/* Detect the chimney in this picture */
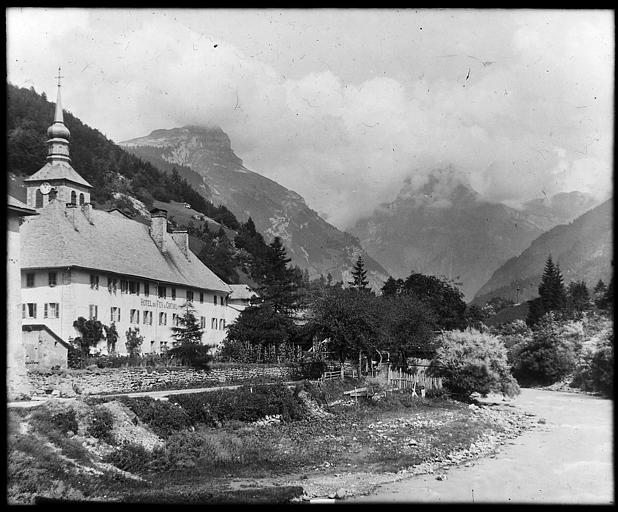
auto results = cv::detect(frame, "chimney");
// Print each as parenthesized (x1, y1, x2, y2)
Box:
(171, 230, 190, 259)
(150, 208, 168, 252)
(81, 203, 94, 224)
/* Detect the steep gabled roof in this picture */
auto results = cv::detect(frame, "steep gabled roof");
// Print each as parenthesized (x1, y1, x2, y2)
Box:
(20, 199, 231, 293)
(8, 195, 38, 216)
(24, 161, 92, 188)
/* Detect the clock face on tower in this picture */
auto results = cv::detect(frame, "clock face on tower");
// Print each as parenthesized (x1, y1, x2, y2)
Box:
(39, 182, 52, 195)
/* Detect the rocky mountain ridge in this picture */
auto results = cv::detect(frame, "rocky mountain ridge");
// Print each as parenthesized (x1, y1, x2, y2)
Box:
(350, 172, 600, 300)
(473, 198, 613, 305)
(121, 126, 389, 289)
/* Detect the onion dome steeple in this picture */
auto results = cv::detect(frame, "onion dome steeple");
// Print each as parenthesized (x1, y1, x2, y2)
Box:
(46, 67, 71, 162)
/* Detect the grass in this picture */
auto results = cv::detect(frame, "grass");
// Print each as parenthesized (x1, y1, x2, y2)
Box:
(7, 379, 520, 503)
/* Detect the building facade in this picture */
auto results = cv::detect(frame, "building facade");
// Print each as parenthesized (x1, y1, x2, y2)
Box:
(18, 80, 233, 357)
(7, 196, 38, 397)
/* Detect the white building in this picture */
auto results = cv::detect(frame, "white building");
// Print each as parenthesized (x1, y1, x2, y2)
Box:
(18, 80, 233, 358)
(227, 284, 258, 325)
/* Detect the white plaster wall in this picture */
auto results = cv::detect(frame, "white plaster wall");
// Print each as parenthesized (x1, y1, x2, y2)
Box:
(21, 268, 231, 354)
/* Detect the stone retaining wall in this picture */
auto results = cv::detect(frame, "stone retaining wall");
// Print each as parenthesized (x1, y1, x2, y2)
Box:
(26, 364, 300, 399)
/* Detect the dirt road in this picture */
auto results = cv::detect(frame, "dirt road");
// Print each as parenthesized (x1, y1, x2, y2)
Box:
(350, 388, 613, 504)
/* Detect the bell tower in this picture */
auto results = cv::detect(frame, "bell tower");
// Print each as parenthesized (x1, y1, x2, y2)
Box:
(24, 68, 93, 209)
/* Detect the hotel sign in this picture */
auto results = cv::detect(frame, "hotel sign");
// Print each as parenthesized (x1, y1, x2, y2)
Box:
(140, 298, 178, 310)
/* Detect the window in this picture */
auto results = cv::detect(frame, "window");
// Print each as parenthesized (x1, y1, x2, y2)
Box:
(48, 272, 57, 287)
(35, 190, 43, 208)
(143, 310, 153, 325)
(26, 273, 35, 288)
(129, 281, 140, 295)
(211, 318, 217, 329)
(199, 292, 204, 304)
(172, 313, 179, 326)
(110, 307, 120, 322)
(144, 283, 150, 297)
(89, 304, 98, 320)
(22, 303, 37, 319)
(200, 316, 206, 329)
(71, 190, 77, 204)
(159, 312, 167, 326)
(219, 319, 225, 330)
(186, 290, 194, 302)
(171, 287, 176, 300)
(79, 193, 84, 205)
(90, 274, 99, 290)
(214, 295, 217, 305)
(120, 280, 128, 294)
(108, 277, 118, 294)
(158, 285, 166, 299)
(44, 303, 60, 319)
(130, 309, 139, 324)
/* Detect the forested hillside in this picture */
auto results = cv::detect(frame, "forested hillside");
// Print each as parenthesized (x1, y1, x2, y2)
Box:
(6, 83, 291, 286)
(7, 83, 238, 229)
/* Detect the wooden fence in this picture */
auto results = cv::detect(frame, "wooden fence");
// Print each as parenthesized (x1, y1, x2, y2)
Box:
(387, 365, 442, 392)
(320, 369, 358, 382)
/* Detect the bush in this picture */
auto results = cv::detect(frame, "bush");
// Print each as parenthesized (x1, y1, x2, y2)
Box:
(104, 442, 155, 473)
(168, 343, 212, 370)
(118, 397, 192, 438)
(511, 313, 577, 385)
(590, 341, 613, 397)
(169, 383, 307, 425)
(52, 410, 79, 435)
(428, 329, 520, 401)
(86, 408, 115, 443)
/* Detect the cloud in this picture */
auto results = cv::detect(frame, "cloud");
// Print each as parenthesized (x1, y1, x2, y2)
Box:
(6, 8, 614, 230)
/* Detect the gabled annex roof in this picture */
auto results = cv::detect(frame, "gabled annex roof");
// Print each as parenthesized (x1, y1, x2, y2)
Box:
(20, 199, 231, 293)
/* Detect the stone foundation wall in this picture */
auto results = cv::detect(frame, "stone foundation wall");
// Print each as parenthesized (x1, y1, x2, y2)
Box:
(26, 364, 300, 399)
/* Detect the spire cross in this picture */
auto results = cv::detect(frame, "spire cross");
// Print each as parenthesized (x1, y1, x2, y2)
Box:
(55, 67, 64, 87)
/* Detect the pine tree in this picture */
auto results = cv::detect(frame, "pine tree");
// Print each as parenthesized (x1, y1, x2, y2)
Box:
(349, 256, 370, 291)
(255, 237, 300, 314)
(527, 255, 567, 325)
(171, 302, 204, 345)
(168, 302, 212, 369)
(593, 279, 608, 308)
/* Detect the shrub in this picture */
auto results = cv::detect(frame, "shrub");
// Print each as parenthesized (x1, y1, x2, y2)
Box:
(428, 329, 520, 401)
(86, 407, 115, 443)
(118, 397, 192, 438)
(51, 410, 79, 435)
(168, 343, 212, 370)
(590, 341, 613, 397)
(170, 383, 308, 425)
(104, 442, 155, 473)
(511, 313, 577, 385)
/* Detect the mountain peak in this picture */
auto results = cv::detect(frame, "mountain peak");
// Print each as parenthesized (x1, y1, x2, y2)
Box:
(120, 125, 243, 169)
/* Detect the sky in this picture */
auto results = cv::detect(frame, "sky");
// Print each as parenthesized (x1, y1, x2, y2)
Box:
(6, 8, 614, 230)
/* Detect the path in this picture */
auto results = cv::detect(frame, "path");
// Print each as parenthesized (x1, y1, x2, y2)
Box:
(350, 388, 613, 504)
(7, 380, 303, 409)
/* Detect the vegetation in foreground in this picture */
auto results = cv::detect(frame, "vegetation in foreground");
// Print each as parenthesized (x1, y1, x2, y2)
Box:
(8, 379, 520, 504)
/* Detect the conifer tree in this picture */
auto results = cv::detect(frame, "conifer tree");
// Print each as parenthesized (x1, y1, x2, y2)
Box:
(593, 279, 608, 308)
(526, 255, 568, 325)
(171, 302, 204, 345)
(349, 256, 370, 291)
